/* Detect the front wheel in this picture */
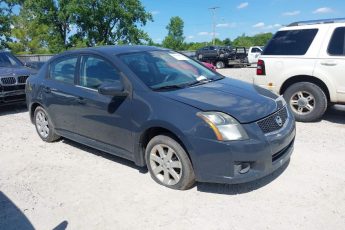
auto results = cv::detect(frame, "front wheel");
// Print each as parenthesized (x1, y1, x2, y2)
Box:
(145, 135, 195, 190)
(283, 82, 327, 122)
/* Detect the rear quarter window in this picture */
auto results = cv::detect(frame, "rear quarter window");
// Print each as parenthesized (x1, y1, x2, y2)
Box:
(263, 29, 318, 55)
(328, 27, 345, 56)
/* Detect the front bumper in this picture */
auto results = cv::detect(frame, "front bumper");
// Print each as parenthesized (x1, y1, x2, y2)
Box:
(0, 85, 26, 104)
(188, 108, 296, 184)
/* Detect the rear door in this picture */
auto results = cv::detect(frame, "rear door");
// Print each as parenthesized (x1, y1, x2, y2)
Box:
(72, 54, 134, 157)
(315, 25, 345, 102)
(43, 55, 79, 133)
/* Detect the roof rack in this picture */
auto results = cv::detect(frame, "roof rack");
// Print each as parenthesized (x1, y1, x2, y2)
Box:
(288, 18, 345, 27)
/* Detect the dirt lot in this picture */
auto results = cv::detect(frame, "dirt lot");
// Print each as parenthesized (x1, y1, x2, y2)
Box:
(1, 67, 345, 230)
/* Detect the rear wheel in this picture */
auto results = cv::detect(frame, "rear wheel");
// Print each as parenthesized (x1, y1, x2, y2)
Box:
(215, 61, 225, 69)
(145, 135, 195, 190)
(34, 106, 60, 142)
(283, 82, 327, 122)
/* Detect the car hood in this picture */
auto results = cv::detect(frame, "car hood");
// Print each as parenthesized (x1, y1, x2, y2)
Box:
(161, 77, 283, 123)
(0, 66, 37, 77)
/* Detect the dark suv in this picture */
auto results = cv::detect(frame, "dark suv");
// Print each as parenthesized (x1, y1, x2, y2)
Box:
(26, 46, 295, 190)
(0, 51, 36, 104)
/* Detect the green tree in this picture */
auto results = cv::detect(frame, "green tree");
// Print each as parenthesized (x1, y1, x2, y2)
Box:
(162, 16, 185, 50)
(22, 0, 74, 52)
(223, 38, 232, 46)
(70, 0, 152, 46)
(232, 34, 253, 47)
(252, 33, 273, 46)
(7, 8, 50, 54)
(232, 33, 273, 48)
(0, 1, 14, 48)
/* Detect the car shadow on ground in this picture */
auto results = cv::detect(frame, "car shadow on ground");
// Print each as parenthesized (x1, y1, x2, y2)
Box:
(322, 105, 345, 124)
(0, 191, 68, 230)
(0, 191, 35, 230)
(61, 139, 148, 173)
(196, 160, 290, 195)
(0, 103, 27, 116)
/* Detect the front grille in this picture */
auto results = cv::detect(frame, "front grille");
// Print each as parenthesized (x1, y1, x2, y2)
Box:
(0, 77, 16, 85)
(18, 75, 29, 84)
(257, 106, 288, 134)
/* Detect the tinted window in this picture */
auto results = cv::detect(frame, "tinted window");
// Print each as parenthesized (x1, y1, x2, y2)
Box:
(50, 57, 78, 84)
(328, 27, 345, 56)
(263, 29, 318, 55)
(79, 56, 120, 89)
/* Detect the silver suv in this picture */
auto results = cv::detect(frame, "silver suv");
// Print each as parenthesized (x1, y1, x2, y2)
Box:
(254, 18, 345, 122)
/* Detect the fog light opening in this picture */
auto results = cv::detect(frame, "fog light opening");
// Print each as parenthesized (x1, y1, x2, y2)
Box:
(235, 162, 251, 174)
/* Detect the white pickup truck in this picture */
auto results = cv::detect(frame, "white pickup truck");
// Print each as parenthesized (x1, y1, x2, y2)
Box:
(247, 46, 263, 64)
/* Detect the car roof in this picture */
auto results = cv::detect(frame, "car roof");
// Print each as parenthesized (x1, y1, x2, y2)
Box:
(280, 18, 345, 31)
(60, 45, 169, 56)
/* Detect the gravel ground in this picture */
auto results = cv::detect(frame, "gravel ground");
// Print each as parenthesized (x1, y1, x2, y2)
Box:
(1, 67, 345, 230)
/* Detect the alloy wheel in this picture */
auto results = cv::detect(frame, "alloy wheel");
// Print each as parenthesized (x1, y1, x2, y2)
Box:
(290, 91, 315, 115)
(35, 111, 50, 138)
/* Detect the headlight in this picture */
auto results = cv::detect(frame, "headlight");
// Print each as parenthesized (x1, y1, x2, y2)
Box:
(197, 112, 249, 141)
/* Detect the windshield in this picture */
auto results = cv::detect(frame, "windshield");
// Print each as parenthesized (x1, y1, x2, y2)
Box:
(0, 52, 23, 68)
(118, 50, 223, 90)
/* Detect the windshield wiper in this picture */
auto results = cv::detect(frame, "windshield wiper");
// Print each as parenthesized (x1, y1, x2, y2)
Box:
(152, 84, 186, 91)
(187, 79, 212, 87)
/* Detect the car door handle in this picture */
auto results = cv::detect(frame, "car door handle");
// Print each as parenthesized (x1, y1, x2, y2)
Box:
(320, 61, 337, 66)
(76, 97, 86, 104)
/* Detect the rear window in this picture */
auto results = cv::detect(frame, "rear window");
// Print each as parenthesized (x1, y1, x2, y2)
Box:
(263, 29, 318, 55)
(328, 27, 345, 56)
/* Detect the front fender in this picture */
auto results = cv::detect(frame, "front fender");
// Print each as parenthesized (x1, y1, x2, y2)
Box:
(133, 119, 196, 167)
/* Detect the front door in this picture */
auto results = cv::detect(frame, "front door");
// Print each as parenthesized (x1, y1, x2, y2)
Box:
(72, 54, 134, 157)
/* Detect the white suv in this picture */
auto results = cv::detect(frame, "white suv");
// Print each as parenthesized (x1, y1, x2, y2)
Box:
(254, 18, 345, 122)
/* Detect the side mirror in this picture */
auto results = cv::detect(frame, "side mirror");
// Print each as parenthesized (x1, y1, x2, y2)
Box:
(98, 81, 127, 97)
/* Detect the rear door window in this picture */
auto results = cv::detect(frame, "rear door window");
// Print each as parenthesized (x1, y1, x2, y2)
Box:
(328, 27, 345, 56)
(263, 29, 318, 55)
(50, 56, 78, 84)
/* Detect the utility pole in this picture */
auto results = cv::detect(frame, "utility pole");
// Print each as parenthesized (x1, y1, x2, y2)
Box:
(209, 6, 219, 45)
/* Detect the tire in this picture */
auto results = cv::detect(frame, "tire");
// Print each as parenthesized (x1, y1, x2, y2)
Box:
(34, 106, 60, 142)
(215, 61, 225, 69)
(283, 82, 327, 122)
(145, 135, 195, 190)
